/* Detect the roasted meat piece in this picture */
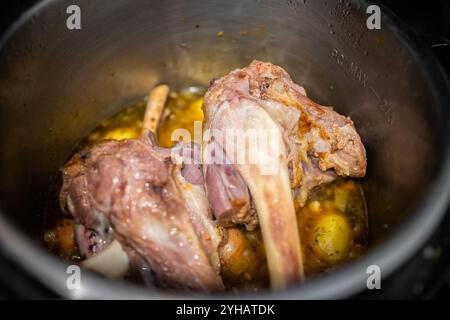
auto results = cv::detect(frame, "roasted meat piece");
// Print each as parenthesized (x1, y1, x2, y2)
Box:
(202, 60, 366, 288)
(60, 133, 223, 292)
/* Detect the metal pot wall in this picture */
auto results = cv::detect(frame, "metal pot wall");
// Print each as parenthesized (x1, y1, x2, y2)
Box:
(0, 0, 449, 299)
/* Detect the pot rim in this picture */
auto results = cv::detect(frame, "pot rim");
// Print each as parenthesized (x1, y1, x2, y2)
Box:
(0, 0, 449, 299)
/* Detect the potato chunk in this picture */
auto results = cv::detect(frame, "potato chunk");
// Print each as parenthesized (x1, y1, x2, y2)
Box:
(313, 211, 352, 261)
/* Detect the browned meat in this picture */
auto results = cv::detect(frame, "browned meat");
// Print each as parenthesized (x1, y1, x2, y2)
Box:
(60, 133, 223, 292)
(60, 146, 115, 259)
(204, 60, 366, 207)
(240, 60, 366, 206)
(202, 60, 366, 288)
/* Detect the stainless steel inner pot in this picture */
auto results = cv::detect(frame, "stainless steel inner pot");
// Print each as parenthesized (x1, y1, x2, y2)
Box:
(0, 0, 449, 299)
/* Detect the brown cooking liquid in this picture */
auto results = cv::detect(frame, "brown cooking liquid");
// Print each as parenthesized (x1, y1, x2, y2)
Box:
(44, 87, 368, 291)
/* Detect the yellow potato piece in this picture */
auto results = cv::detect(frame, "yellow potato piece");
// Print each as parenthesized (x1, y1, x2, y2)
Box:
(313, 211, 352, 261)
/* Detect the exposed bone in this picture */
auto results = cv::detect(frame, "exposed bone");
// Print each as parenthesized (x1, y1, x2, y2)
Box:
(142, 84, 170, 134)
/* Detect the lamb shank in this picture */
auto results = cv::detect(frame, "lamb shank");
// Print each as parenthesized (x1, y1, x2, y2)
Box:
(202, 60, 366, 288)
